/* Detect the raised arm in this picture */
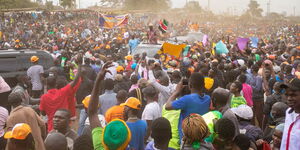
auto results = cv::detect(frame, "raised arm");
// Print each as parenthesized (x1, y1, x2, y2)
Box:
(165, 80, 184, 110)
(70, 65, 82, 88)
(88, 62, 113, 130)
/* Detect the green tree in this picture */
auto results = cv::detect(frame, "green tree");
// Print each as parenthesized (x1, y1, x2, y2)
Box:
(45, 1, 54, 10)
(246, 0, 263, 17)
(184, 0, 202, 13)
(0, 0, 38, 9)
(60, 0, 75, 9)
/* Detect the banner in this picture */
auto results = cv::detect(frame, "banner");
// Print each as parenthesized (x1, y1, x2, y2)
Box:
(250, 37, 259, 48)
(237, 37, 249, 51)
(99, 14, 129, 29)
(202, 35, 208, 46)
(162, 42, 186, 58)
(216, 41, 229, 54)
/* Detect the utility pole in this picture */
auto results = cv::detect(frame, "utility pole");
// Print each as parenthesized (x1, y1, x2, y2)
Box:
(207, 0, 210, 11)
(267, 0, 270, 16)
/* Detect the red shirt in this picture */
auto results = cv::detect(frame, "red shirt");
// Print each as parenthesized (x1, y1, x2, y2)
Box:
(40, 79, 81, 132)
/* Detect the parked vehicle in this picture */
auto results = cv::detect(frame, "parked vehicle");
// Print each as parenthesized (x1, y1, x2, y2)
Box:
(0, 49, 54, 87)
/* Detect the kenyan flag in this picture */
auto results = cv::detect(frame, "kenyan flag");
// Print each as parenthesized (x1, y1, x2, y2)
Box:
(159, 19, 168, 33)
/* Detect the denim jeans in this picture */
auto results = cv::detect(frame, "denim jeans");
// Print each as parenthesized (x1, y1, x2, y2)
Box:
(77, 109, 88, 136)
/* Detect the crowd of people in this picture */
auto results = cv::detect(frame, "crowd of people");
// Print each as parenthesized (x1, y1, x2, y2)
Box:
(0, 10, 300, 150)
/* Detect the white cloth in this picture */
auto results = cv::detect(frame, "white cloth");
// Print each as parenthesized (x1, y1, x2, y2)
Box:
(280, 108, 300, 150)
(142, 101, 161, 121)
(85, 114, 106, 127)
(105, 62, 118, 80)
(0, 76, 11, 93)
(0, 106, 8, 137)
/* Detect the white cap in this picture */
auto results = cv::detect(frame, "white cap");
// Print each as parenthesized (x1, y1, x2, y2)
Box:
(231, 104, 253, 120)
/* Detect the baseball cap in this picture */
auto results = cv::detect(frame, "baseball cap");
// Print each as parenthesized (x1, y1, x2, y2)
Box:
(116, 66, 124, 73)
(82, 95, 91, 108)
(121, 97, 141, 110)
(231, 104, 253, 120)
(30, 56, 39, 62)
(103, 119, 131, 150)
(4, 123, 31, 140)
(280, 78, 300, 91)
(125, 55, 132, 61)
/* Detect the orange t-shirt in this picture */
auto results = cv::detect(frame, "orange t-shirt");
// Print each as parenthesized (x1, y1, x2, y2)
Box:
(105, 105, 125, 123)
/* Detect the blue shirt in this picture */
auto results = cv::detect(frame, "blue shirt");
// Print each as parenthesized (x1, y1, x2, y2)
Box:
(99, 90, 117, 115)
(171, 93, 210, 140)
(126, 120, 147, 150)
(129, 39, 139, 52)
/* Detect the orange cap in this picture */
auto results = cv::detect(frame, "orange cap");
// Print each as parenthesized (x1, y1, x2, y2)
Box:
(121, 97, 141, 110)
(82, 95, 91, 108)
(4, 123, 31, 140)
(268, 55, 276, 60)
(116, 66, 124, 73)
(30, 56, 39, 62)
(125, 55, 132, 61)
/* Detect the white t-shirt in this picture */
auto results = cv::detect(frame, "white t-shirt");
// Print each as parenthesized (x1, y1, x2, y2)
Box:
(142, 101, 161, 121)
(27, 65, 44, 90)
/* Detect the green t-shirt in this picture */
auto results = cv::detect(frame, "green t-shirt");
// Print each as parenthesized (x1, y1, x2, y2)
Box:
(162, 105, 181, 150)
(230, 96, 247, 108)
(92, 127, 104, 150)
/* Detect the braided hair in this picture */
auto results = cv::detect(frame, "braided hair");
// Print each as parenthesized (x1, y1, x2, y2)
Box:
(182, 114, 210, 145)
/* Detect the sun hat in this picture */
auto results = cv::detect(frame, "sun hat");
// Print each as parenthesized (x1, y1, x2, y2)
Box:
(102, 119, 131, 150)
(231, 104, 253, 120)
(30, 56, 39, 62)
(4, 123, 31, 140)
(121, 97, 141, 110)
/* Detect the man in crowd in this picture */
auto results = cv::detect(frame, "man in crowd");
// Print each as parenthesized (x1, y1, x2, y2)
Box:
(44, 132, 68, 150)
(27, 56, 44, 98)
(280, 78, 300, 150)
(40, 65, 82, 132)
(99, 79, 117, 115)
(51, 109, 78, 150)
(88, 62, 132, 150)
(6, 92, 46, 150)
(142, 85, 162, 142)
(105, 90, 127, 123)
(165, 72, 210, 139)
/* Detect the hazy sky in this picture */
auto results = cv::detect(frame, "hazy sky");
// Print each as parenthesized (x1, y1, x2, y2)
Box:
(173, 0, 300, 16)
(51, 0, 300, 16)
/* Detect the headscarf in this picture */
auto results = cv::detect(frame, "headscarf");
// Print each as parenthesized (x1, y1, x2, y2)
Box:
(0, 106, 9, 137)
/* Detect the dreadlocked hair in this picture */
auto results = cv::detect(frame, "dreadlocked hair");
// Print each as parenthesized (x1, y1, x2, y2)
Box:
(182, 113, 210, 144)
